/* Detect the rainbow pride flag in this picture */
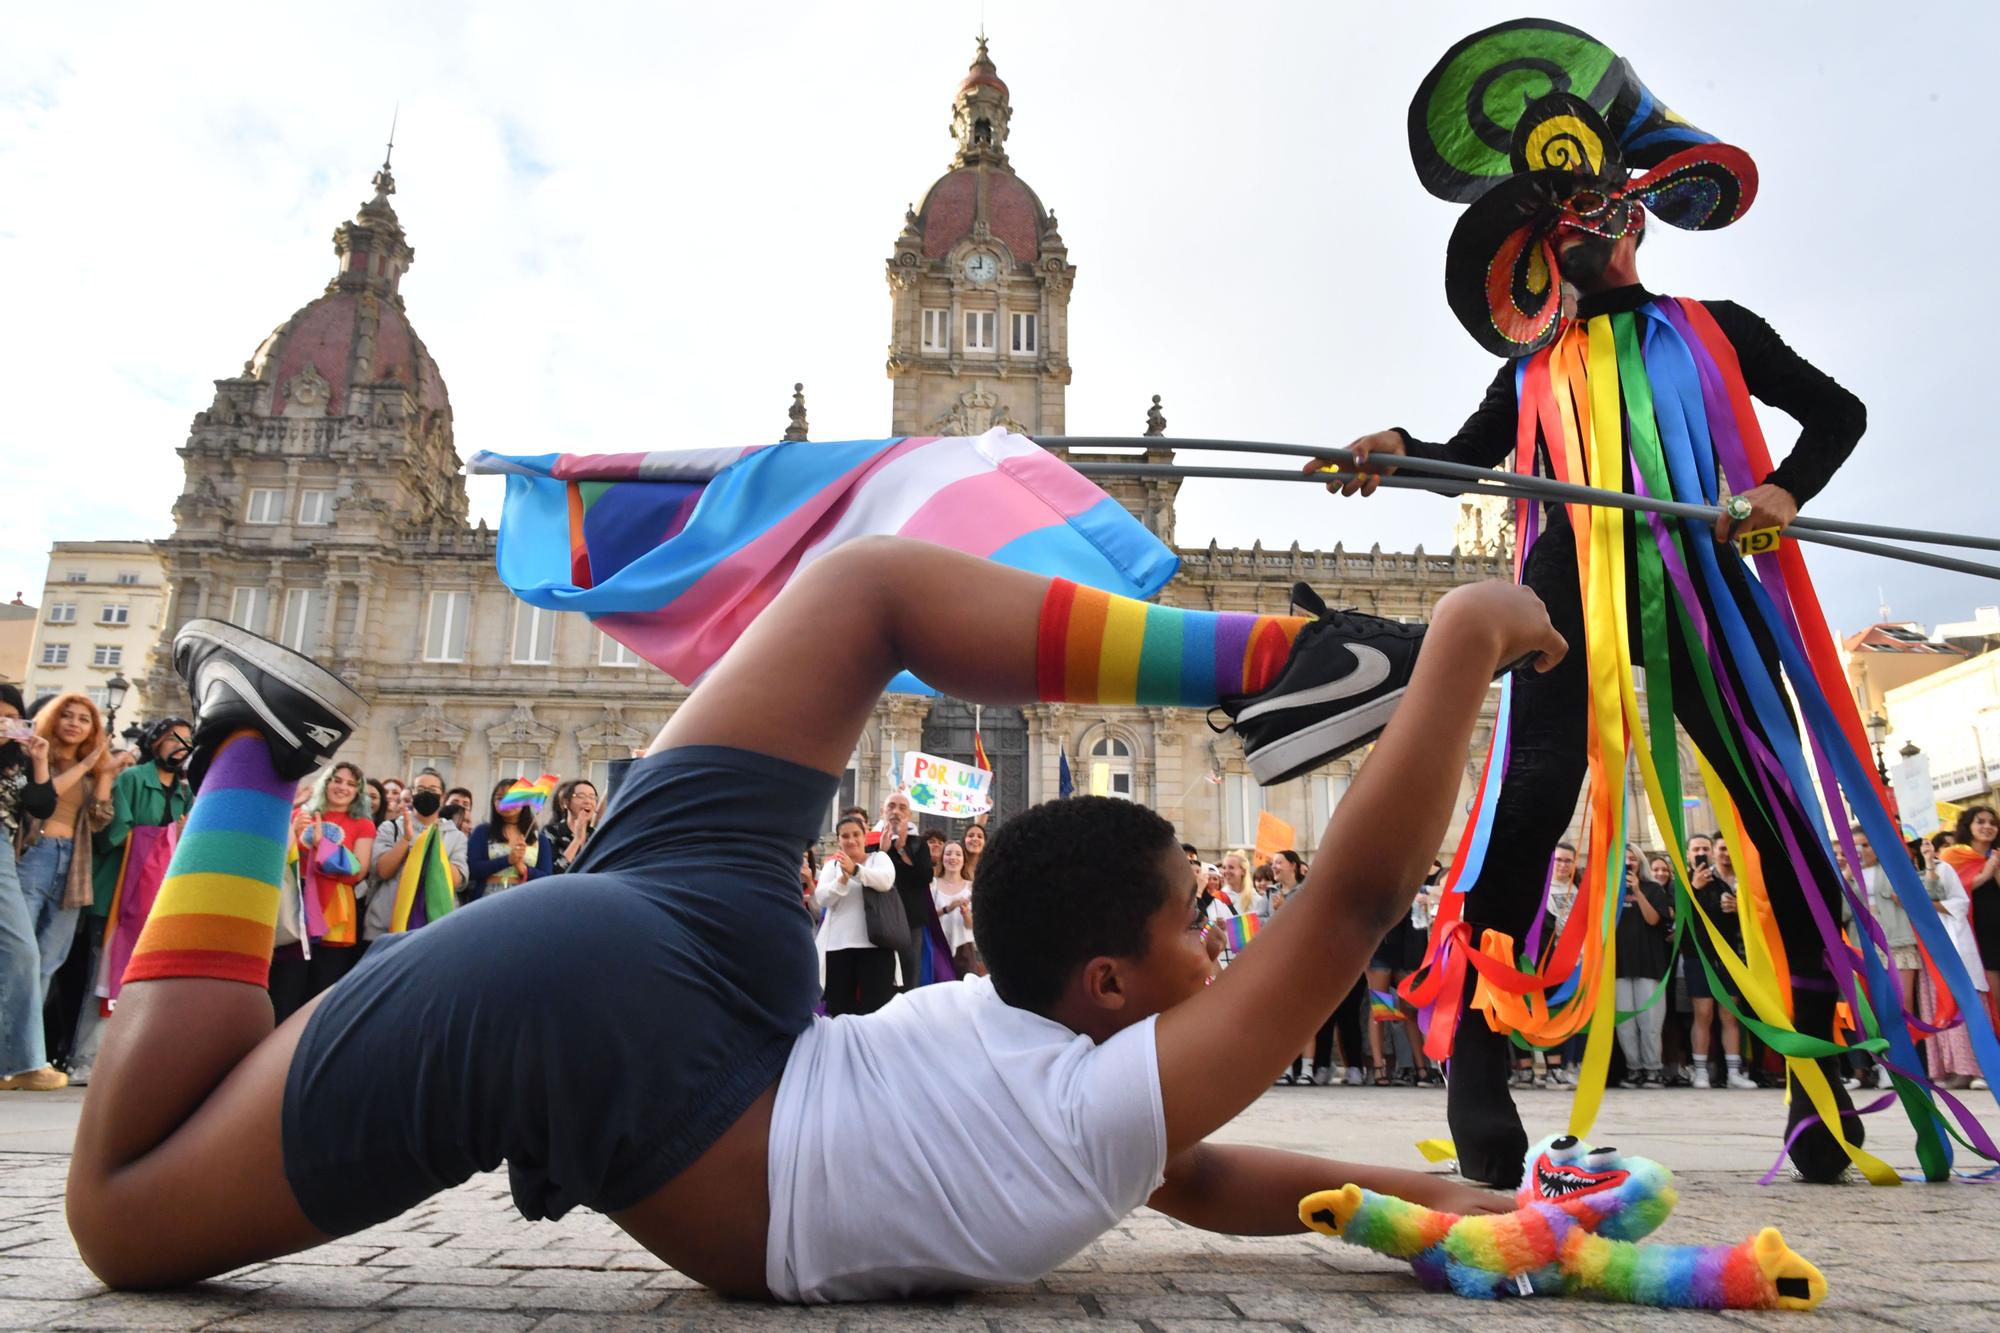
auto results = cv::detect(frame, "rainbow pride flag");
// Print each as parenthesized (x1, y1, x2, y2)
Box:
(1219, 913, 1258, 953)
(470, 430, 1180, 692)
(388, 824, 456, 933)
(498, 773, 558, 814)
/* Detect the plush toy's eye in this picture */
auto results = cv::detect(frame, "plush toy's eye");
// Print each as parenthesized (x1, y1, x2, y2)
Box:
(1548, 1136, 1583, 1164)
(1586, 1146, 1619, 1166)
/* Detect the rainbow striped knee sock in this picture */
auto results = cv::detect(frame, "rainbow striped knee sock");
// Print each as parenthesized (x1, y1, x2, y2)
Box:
(1036, 579, 1309, 705)
(125, 731, 295, 988)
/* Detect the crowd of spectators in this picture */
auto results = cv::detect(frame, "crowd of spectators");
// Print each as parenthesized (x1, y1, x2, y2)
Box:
(0, 692, 1992, 1100)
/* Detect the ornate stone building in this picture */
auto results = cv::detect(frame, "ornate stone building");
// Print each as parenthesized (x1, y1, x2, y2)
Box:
(144, 39, 1513, 855)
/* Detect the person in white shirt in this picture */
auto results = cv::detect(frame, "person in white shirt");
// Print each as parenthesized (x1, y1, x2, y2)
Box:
(931, 841, 979, 976)
(66, 540, 1561, 1304)
(814, 815, 898, 1016)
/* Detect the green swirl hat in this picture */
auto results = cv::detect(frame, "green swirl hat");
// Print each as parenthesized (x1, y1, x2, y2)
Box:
(1409, 17, 1724, 204)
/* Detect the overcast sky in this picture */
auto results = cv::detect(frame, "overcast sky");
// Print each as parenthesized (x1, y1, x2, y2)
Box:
(4, 2, 1993, 636)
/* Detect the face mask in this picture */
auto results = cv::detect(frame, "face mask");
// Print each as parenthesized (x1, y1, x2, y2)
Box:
(411, 790, 443, 817)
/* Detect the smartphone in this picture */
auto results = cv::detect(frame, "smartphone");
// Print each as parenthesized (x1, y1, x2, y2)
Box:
(0, 719, 32, 743)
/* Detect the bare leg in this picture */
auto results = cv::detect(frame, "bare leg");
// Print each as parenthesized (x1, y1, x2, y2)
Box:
(1366, 964, 1392, 1073)
(69, 986, 329, 1286)
(651, 538, 1048, 774)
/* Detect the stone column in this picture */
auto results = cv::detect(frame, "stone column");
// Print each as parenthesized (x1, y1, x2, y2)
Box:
(1147, 707, 1187, 824)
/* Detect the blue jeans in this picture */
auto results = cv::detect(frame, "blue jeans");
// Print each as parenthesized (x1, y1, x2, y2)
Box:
(0, 837, 47, 1077)
(68, 930, 107, 1080)
(16, 836, 78, 1001)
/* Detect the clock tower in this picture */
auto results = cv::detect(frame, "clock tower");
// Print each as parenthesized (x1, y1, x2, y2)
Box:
(887, 38, 1073, 437)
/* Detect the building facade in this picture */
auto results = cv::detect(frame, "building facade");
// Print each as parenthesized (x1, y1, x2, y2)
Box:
(1882, 646, 2000, 807)
(0, 598, 35, 689)
(139, 39, 1514, 855)
(24, 541, 167, 725)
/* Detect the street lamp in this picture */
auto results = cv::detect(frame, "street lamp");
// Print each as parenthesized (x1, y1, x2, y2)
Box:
(1865, 711, 1890, 785)
(104, 672, 130, 741)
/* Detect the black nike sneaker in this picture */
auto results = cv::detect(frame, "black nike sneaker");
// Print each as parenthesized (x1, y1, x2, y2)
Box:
(173, 619, 367, 790)
(1216, 583, 1426, 786)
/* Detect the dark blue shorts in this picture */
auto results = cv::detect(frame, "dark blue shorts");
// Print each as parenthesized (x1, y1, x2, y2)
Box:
(281, 745, 833, 1234)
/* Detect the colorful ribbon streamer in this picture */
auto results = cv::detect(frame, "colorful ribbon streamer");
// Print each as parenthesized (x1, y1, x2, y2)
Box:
(1398, 297, 1999, 1184)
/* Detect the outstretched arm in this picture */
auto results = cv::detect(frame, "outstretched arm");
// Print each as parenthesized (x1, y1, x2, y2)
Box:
(1151, 582, 1564, 1153)
(1150, 1143, 1506, 1236)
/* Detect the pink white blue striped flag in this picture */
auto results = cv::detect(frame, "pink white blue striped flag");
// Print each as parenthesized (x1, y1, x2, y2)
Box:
(469, 429, 1179, 692)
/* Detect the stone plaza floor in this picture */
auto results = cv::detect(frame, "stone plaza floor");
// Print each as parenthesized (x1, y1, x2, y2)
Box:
(1, 1081, 1996, 1330)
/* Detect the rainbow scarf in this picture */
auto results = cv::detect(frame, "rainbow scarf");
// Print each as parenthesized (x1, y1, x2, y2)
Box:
(297, 820, 361, 946)
(498, 773, 558, 815)
(1400, 297, 2000, 1183)
(388, 824, 456, 932)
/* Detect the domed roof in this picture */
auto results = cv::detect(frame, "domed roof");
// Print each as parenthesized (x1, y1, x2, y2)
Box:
(247, 289, 449, 417)
(917, 165, 1046, 264)
(245, 162, 449, 418)
(958, 36, 1008, 99)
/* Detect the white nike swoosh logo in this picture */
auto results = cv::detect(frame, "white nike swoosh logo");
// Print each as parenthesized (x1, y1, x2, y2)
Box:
(1234, 644, 1393, 723)
(202, 660, 300, 748)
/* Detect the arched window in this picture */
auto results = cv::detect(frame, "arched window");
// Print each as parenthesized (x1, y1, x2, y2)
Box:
(1089, 734, 1135, 800)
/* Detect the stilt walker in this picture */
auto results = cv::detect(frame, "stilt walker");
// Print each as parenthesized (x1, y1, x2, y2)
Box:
(1347, 18, 2000, 1186)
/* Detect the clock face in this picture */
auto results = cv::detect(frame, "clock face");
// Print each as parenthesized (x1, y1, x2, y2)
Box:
(963, 253, 998, 284)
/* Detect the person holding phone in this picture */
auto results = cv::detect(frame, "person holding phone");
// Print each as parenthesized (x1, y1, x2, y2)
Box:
(17, 694, 131, 1026)
(1684, 834, 1755, 1089)
(0, 685, 60, 1091)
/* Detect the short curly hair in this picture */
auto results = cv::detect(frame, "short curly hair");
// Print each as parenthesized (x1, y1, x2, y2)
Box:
(972, 796, 1182, 1015)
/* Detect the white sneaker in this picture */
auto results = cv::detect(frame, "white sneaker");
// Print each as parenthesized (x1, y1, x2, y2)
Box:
(1726, 1070, 1757, 1090)
(1550, 1067, 1576, 1088)
(1972, 1078, 1990, 1091)
(1312, 1066, 1334, 1087)
(1344, 1066, 1365, 1086)
(1691, 1065, 1712, 1089)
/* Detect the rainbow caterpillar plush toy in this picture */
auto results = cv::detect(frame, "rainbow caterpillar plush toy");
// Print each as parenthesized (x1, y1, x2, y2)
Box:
(1300, 1135, 1826, 1311)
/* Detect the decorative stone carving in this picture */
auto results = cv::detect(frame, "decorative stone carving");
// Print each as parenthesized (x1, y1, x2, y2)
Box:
(576, 705, 651, 759)
(395, 701, 467, 759)
(486, 703, 559, 755)
(284, 361, 331, 414)
(1144, 394, 1167, 437)
(783, 383, 810, 442)
(1454, 494, 1516, 560)
(929, 383, 1029, 437)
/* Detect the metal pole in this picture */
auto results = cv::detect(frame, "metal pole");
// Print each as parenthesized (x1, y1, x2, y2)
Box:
(1064, 461, 2000, 583)
(1040, 436, 2000, 554)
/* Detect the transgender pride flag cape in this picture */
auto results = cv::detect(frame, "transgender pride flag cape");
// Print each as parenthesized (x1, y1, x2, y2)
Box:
(469, 428, 1180, 692)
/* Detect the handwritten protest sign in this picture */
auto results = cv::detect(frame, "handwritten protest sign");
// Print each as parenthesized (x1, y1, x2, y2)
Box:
(902, 750, 994, 818)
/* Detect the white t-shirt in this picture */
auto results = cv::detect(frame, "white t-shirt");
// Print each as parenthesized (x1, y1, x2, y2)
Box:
(932, 879, 974, 951)
(765, 974, 1166, 1303)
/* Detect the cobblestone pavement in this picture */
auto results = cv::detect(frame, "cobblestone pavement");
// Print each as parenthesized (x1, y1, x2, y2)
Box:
(2, 1083, 1996, 1330)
